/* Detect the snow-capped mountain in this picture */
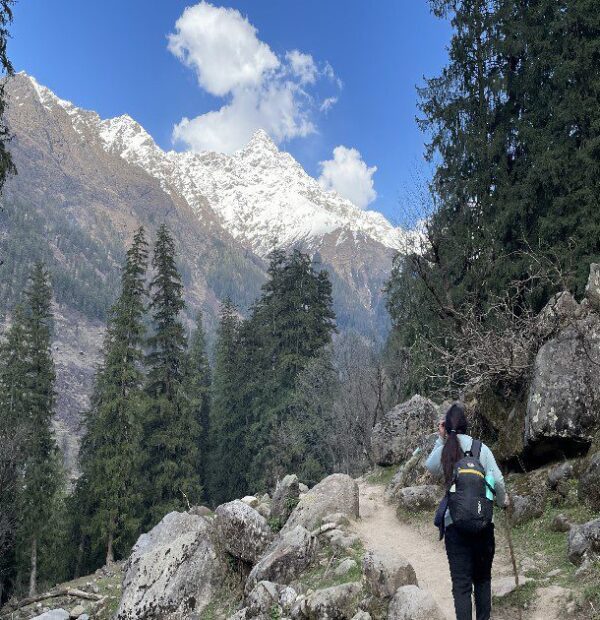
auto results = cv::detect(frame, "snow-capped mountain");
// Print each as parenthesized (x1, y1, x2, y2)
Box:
(24, 72, 408, 258)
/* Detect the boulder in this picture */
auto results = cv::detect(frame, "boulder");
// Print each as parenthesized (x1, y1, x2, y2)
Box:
(279, 586, 299, 612)
(214, 500, 274, 563)
(579, 451, 600, 511)
(326, 529, 361, 552)
(116, 511, 223, 620)
(547, 462, 574, 489)
(550, 513, 571, 533)
(246, 525, 317, 593)
(241, 496, 260, 508)
(585, 263, 600, 310)
(246, 581, 282, 616)
(510, 494, 543, 526)
(362, 550, 417, 598)
(32, 611, 70, 620)
(385, 435, 437, 500)
(301, 582, 362, 619)
(351, 613, 371, 620)
(491, 576, 533, 598)
(323, 513, 351, 528)
(69, 606, 85, 619)
(525, 313, 600, 453)
(282, 474, 359, 534)
(395, 485, 441, 514)
(271, 474, 300, 525)
(387, 585, 444, 620)
(334, 558, 359, 577)
(371, 396, 439, 466)
(189, 505, 213, 517)
(567, 517, 600, 565)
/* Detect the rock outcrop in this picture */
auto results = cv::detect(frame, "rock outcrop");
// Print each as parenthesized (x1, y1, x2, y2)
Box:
(271, 474, 301, 525)
(395, 485, 441, 514)
(362, 550, 417, 598)
(300, 582, 362, 619)
(371, 396, 439, 466)
(579, 451, 600, 511)
(525, 307, 600, 454)
(387, 585, 445, 620)
(246, 525, 317, 592)
(214, 500, 274, 564)
(282, 474, 359, 534)
(116, 511, 224, 620)
(568, 517, 600, 565)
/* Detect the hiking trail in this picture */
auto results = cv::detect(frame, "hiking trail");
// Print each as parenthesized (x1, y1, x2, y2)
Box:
(351, 480, 561, 620)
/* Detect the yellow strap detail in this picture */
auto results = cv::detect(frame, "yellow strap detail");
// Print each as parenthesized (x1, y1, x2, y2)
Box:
(458, 468, 484, 478)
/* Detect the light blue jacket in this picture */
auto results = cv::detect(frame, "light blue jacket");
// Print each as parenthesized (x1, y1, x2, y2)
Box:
(425, 434, 506, 526)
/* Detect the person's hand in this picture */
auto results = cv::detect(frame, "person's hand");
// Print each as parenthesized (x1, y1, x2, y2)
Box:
(438, 418, 447, 440)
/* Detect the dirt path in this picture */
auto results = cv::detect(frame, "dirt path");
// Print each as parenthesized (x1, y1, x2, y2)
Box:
(352, 480, 516, 620)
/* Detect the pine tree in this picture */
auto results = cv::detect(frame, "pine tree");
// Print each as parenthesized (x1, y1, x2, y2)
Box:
(0, 305, 28, 600)
(207, 299, 242, 505)
(76, 227, 148, 566)
(18, 262, 62, 596)
(242, 250, 337, 490)
(183, 311, 211, 499)
(142, 225, 200, 524)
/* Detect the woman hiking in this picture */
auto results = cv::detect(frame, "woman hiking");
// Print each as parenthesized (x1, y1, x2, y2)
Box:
(425, 403, 506, 620)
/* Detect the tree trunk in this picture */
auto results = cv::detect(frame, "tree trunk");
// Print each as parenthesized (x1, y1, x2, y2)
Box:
(28, 535, 37, 597)
(106, 529, 114, 566)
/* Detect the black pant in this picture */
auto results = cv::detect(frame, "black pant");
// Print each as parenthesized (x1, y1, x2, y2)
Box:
(445, 523, 495, 620)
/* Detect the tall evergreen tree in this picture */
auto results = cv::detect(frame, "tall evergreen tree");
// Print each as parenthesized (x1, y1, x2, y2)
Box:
(242, 250, 337, 490)
(76, 227, 148, 566)
(142, 225, 200, 524)
(207, 299, 241, 505)
(183, 311, 211, 499)
(0, 305, 28, 601)
(18, 262, 62, 596)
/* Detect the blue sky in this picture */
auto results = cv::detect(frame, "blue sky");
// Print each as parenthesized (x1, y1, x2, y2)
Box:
(9, 1, 450, 224)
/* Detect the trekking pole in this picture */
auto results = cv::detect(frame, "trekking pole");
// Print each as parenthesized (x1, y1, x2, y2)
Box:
(502, 491, 522, 620)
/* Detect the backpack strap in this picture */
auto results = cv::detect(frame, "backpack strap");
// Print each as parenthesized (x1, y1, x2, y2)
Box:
(470, 439, 482, 460)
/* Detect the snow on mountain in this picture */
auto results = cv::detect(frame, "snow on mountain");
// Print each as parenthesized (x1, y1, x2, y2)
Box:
(20, 73, 409, 258)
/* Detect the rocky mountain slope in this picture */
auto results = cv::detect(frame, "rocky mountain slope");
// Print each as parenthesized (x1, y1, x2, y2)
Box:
(0, 73, 409, 474)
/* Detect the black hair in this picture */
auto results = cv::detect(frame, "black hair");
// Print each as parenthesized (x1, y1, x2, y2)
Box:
(441, 402, 468, 484)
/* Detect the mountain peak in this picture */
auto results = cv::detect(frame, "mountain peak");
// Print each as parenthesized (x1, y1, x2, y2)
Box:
(239, 128, 280, 156)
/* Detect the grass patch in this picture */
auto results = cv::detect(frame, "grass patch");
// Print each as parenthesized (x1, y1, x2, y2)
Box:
(297, 540, 365, 591)
(366, 466, 398, 486)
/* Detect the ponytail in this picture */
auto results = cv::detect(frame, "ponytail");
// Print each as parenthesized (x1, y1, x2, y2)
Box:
(441, 403, 468, 484)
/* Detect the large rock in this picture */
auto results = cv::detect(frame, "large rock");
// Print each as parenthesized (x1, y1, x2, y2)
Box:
(568, 517, 600, 565)
(282, 474, 359, 534)
(387, 585, 444, 620)
(579, 451, 600, 511)
(395, 485, 441, 513)
(585, 263, 600, 310)
(525, 312, 600, 453)
(271, 474, 300, 525)
(510, 494, 544, 526)
(371, 396, 439, 466)
(32, 611, 70, 620)
(385, 435, 437, 500)
(362, 550, 417, 598)
(214, 500, 274, 564)
(116, 511, 223, 620)
(246, 581, 284, 616)
(301, 582, 362, 619)
(246, 525, 317, 593)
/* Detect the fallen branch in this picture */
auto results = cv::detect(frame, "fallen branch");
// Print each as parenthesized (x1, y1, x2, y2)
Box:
(1, 587, 104, 615)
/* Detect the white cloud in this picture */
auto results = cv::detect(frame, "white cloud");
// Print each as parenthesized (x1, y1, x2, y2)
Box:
(285, 50, 317, 84)
(318, 146, 377, 209)
(168, 2, 341, 154)
(173, 83, 315, 153)
(167, 2, 279, 97)
(320, 96, 338, 112)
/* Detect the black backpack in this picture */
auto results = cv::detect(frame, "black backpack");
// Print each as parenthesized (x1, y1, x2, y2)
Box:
(447, 439, 494, 534)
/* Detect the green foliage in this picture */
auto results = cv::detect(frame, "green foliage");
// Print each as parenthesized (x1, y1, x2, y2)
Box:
(183, 310, 212, 501)
(386, 0, 600, 401)
(0, 0, 16, 192)
(141, 225, 202, 526)
(75, 228, 149, 566)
